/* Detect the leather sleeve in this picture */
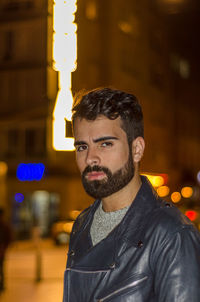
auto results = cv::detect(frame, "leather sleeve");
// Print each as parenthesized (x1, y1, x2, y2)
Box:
(153, 226, 200, 301)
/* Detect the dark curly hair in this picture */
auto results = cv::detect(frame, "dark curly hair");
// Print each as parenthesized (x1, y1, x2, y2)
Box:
(72, 87, 144, 143)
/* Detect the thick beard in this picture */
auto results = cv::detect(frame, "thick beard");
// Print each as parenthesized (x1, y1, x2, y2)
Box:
(81, 150, 135, 199)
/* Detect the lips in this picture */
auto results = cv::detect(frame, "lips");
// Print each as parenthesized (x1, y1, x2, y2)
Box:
(86, 171, 107, 181)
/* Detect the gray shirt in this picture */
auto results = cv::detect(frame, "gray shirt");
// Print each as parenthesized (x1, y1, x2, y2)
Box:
(90, 202, 130, 246)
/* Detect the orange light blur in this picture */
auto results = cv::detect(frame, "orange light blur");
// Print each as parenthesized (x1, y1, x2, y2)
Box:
(0, 161, 8, 176)
(171, 191, 181, 203)
(157, 186, 170, 197)
(63, 222, 74, 233)
(68, 210, 81, 220)
(181, 186, 193, 198)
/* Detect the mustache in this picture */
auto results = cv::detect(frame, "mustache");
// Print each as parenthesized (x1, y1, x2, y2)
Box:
(82, 165, 111, 178)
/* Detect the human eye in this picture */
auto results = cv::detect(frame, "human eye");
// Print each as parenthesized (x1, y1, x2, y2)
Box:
(101, 141, 113, 148)
(76, 145, 88, 152)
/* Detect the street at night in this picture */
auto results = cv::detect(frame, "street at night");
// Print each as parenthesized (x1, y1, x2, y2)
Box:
(0, 0, 200, 300)
(1, 239, 67, 302)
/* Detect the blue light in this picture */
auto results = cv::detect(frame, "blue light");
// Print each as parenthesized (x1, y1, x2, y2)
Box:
(16, 163, 45, 181)
(15, 193, 24, 203)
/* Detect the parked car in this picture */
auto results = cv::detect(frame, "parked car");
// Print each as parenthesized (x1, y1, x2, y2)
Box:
(51, 210, 81, 245)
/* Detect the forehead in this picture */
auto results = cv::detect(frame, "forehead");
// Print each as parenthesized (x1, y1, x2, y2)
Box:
(73, 115, 126, 140)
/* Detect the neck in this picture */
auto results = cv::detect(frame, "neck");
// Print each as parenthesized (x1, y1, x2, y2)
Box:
(101, 173, 142, 212)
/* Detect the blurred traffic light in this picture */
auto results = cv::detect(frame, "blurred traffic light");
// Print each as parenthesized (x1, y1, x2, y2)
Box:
(185, 210, 198, 221)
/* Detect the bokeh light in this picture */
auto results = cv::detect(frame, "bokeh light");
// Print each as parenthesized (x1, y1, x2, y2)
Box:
(16, 163, 45, 181)
(142, 174, 166, 187)
(185, 210, 198, 221)
(171, 191, 181, 203)
(181, 186, 193, 198)
(157, 186, 170, 197)
(14, 193, 24, 203)
(0, 161, 8, 176)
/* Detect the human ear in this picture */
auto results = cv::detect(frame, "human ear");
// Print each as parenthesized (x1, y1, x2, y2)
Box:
(132, 137, 145, 163)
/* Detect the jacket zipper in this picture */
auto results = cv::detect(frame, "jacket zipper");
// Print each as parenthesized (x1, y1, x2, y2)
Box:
(67, 268, 110, 274)
(98, 276, 148, 301)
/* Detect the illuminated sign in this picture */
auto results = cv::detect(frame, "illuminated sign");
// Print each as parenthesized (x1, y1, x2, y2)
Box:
(16, 163, 45, 181)
(52, 0, 77, 151)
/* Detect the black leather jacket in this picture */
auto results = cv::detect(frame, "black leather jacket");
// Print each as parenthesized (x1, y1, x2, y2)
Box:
(63, 176, 200, 301)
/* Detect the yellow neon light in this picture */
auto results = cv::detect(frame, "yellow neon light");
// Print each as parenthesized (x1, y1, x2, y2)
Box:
(142, 174, 164, 188)
(52, 0, 77, 151)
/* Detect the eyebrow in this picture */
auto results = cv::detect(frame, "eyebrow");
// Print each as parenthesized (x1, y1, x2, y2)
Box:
(74, 140, 87, 147)
(74, 136, 118, 147)
(93, 136, 118, 143)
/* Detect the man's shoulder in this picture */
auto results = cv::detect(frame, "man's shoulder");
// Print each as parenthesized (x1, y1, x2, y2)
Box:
(149, 199, 199, 238)
(136, 176, 195, 233)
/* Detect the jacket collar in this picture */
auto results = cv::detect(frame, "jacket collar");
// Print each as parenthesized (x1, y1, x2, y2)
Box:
(69, 176, 161, 269)
(116, 175, 161, 246)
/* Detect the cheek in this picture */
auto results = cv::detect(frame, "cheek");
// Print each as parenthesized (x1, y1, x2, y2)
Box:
(104, 148, 129, 170)
(76, 153, 88, 174)
(115, 144, 129, 160)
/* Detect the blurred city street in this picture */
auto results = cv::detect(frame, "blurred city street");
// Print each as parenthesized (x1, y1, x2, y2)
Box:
(0, 0, 200, 299)
(0, 239, 68, 302)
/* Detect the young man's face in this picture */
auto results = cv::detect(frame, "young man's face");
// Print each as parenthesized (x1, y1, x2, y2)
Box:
(73, 115, 135, 199)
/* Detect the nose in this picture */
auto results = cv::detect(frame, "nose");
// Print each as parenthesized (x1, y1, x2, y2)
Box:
(86, 146, 100, 166)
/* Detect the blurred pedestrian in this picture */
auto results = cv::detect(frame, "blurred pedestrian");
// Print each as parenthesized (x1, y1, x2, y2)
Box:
(63, 87, 200, 301)
(0, 207, 12, 292)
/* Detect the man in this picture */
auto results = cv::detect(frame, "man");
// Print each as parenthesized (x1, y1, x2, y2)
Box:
(63, 87, 200, 301)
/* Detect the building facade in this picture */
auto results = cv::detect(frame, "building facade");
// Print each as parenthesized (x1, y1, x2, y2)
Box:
(0, 0, 199, 237)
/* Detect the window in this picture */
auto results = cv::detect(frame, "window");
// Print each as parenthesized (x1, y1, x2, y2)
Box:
(0, 130, 7, 157)
(25, 127, 46, 158)
(6, 129, 20, 158)
(85, 1, 97, 20)
(3, 0, 33, 11)
(3, 31, 14, 61)
(149, 64, 165, 90)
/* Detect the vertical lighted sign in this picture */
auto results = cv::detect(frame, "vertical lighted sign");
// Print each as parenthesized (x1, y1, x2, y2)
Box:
(52, 0, 77, 150)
